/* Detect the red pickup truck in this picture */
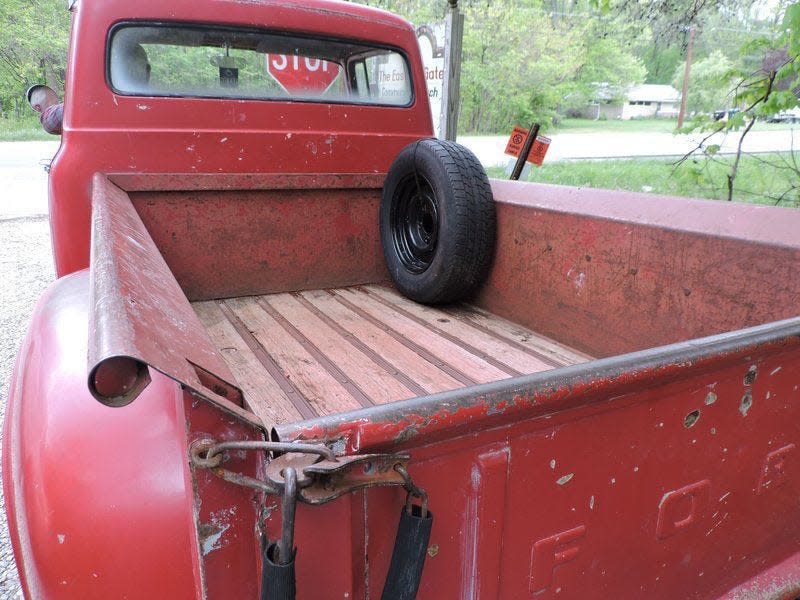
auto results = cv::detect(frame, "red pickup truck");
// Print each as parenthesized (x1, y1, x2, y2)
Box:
(7, 0, 800, 598)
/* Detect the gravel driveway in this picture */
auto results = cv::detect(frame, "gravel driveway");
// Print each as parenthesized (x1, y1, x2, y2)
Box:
(0, 216, 55, 597)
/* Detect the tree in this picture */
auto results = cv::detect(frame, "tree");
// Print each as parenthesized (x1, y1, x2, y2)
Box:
(459, 4, 585, 132)
(679, 2, 800, 204)
(673, 50, 736, 112)
(0, 0, 70, 116)
(573, 35, 647, 105)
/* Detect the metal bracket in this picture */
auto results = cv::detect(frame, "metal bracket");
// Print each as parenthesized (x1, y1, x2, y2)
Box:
(266, 452, 410, 505)
(189, 438, 416, 505)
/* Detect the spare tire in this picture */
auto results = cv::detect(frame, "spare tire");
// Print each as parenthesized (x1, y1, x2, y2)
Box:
(380, 139, 496, 305)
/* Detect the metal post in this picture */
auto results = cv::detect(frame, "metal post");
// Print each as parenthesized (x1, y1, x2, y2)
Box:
(510, 123, 539, 181)
(677, 26, 695, 129)
(439, 0, 463, 141)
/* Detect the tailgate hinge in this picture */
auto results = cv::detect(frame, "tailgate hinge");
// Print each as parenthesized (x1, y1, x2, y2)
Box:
(189, 438, 426, 508)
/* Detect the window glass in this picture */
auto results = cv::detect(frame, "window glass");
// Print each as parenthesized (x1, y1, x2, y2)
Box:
(108, 24, 413, 106)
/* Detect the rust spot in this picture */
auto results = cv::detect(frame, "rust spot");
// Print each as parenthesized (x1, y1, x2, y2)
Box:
(739, 390, 753, 417)
(556, 473, 574, 486)
(684, 410, 701, 428)
(198, 521, 229, 556)
(744, 365, 757, 386)
(393, 423, 420, 443)
(427, 544, 439, 557)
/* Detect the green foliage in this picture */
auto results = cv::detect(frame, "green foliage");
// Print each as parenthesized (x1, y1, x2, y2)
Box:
(0, 0, 70, 116)
(0, 0, 789, 142)
(673, 50, 736, 112)
(459, 5, 585, 132)
(573, 35, 647, 104)
(359, 0, 765, 133)
(487, 153, 800, 207)
(0, 112, 54, 140)
(676, 2, 799, 201)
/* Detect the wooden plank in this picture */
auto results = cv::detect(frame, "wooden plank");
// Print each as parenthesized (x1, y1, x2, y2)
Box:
(225, 297, 361, 416)
(326, 290, 476, 387)
(363, 286, 555, 375)
(449, 301, 592, 366)
(299, 290, 464, 394)
(262, 294, 416, 405)
(335, 288, 511, 385)
(216, 301, 318, 420)
(193, 301, 302, 426)
(255, 296, 374, 408)
(292, 292, 429, 398)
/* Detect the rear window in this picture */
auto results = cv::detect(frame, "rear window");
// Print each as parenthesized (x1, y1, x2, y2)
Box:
(108, 24, 413, 106)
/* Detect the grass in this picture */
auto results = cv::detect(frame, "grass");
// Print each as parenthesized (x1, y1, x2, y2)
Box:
(0, 115, 59, 141)
(465, 118, 799, 137)
(487, 153, 800, 208)
(554, 118, 679, 134)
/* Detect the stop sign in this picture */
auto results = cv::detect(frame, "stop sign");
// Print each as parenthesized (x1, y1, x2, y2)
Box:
(266, 54, 341, 95)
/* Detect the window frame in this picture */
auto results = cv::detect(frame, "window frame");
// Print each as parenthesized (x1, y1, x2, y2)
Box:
(105, 20, 416, 109)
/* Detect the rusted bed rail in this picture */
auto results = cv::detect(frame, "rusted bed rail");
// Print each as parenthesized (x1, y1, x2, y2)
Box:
(86, 173, 262, 430)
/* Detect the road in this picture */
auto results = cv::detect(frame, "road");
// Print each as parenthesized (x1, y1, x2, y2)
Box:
(0, 125, 795, 597)
(460, 127, 800, 167)
(0, 141, 55, 219)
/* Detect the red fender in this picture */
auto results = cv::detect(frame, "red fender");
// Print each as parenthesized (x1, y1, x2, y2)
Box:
(3, 270, 202, 599)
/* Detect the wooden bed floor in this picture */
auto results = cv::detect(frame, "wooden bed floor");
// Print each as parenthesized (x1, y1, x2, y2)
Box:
(193, 285, 592, 427)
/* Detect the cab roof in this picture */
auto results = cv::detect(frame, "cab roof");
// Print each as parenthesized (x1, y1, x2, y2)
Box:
(76, 0, 415, 35)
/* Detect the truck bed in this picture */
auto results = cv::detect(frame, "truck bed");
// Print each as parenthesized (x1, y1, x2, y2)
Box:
(193, 285, 592, 427)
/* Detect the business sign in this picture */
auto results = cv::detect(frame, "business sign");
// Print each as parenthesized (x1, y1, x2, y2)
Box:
(416, 22, 446, 138)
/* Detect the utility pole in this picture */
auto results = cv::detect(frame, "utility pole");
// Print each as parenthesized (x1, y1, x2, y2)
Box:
(677, 26, 695, 129)
(440, 0, 464, 141)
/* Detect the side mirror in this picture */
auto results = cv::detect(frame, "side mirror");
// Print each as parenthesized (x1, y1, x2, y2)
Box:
(26, 85, 63, 135)
(27, 85, 59, 113)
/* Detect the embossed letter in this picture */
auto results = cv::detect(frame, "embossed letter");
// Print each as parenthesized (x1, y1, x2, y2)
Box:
(529, 525, 586, 595)
(656, 480, 710, 539)
(757, 444, 795, 494)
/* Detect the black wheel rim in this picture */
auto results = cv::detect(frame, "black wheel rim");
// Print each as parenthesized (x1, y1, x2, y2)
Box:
(390, 175, 439, 274)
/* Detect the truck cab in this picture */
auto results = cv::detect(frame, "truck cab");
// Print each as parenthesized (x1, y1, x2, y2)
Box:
(6, 0, 800, 598)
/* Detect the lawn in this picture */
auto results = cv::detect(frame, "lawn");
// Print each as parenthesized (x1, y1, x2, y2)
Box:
(0, 115, 56, 141)
(485, 118, 798, 136)
(554, 118, 680, 134)
(487, 153, 799, 207)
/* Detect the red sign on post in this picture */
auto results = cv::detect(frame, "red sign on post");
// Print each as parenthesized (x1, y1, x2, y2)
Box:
(529, 135, 551, 166)
(504, 126, 551, 166)
(266, 54, 341, 95)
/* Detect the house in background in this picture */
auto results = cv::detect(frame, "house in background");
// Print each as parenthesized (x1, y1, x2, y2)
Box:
(623, 84, 681, 119)
(570, 83, 681, 120)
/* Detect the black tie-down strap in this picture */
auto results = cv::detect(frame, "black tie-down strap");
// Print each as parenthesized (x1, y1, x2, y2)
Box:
(261, 543, 296, 600)
(261, 502, 433, 600)
(380, 504, 434, 600)
(259, 462, 432, 600)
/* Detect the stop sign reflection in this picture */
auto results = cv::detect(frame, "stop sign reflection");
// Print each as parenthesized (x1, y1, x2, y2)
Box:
(266, 54, 341, 94)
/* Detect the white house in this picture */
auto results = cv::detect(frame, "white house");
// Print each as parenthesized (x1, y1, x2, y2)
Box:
(622, 84, 681, 119)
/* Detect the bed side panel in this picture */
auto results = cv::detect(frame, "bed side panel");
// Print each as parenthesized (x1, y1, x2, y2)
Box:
(481, 180, 800, 357)
(277, 326, 800, 599)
